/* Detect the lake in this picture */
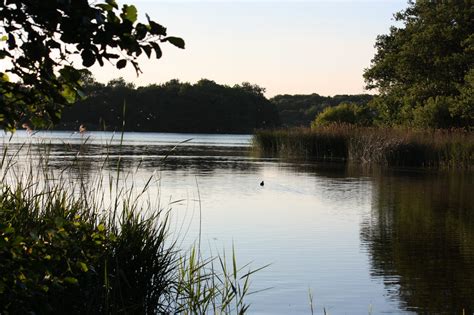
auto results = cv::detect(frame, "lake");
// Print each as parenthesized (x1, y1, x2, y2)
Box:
(2, 131, 474, 314)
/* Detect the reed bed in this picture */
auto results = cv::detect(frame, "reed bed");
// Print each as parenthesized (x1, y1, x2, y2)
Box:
(0, 140, 259, 314)
(253, 125, 474, 168)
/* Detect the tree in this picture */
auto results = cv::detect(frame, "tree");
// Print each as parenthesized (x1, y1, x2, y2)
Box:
(0, 0, 184, 130)
(57, 77, 281, 133)
(363, 1, 474, 127)
(270, 93, 373, 127)
(238, 82, 266, 97)
(311, 103, 374, 127)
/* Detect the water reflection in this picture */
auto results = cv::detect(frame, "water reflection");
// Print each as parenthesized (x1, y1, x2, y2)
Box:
(2, 131, 474, 314)
(2, 135, 253, 178)
(361, 170, 474, 314)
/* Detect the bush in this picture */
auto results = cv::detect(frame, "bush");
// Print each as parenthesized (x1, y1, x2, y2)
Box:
(0, 143, 259, 314)
(413, 97, 454, 129)
(0, 182, 175, 314)
(311, 103, 374, 127)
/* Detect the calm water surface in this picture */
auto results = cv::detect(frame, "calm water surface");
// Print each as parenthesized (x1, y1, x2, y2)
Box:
(2, 131, 474, 314)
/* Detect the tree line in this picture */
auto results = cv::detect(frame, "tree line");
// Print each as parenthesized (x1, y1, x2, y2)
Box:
(55, 1, 474, 133)
(56, 73, 380, 133)
(2, 1, 472, 133)
(56, 76, 281, 133)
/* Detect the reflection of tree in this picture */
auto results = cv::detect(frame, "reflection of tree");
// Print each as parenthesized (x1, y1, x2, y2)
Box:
(273, 160, 372, 180)
(155, 156, 260, 175)
(42, 143, 96, 183)
(17, 142, 257, 178)
(361, 171, 474, 314)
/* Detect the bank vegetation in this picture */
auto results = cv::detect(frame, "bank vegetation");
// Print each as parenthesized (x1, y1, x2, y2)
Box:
(253, 125, 473, 168)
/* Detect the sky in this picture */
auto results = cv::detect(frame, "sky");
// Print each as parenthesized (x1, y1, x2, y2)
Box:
(90, 0, 408, 97)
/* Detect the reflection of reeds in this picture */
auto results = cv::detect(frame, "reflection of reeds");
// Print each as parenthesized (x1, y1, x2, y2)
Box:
(0, 139, 261, 313)
(253, 124, 474, 168)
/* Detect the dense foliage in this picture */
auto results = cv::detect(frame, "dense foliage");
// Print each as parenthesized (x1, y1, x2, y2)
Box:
(363, 1, 474, 128)
(56, 77, 281, 133)
(270, 93, 373, 127)
(0, 0, 183, 130)
(0, 180, 175, 313)
(0, 147, 258, 314)
(311, 103, 375, 127)
(362, 173, 474, 314)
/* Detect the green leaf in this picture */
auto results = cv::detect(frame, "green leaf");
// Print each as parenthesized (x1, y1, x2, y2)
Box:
(97, 55, 104, 66)
(64, 277, 78, 284)
(122, 5, 137, 23)
(149, 21, 167, 36)
(107, 10, 120, 24)
(18, 273, 26, 282)
(106, 0, 118, 9)
(142, 45, 152, 58)
(0, 72, 9, 82)
(0, 50, 12, 59)
(81, 50, 96, 67)
(163, 37, 185, 49)
(104, 53, 119, 59)
(59, 66, 81, 82)
(135, 23, 148, 40)
(150, 42, 162, 59)
(7, 34, 16, 49)
(2, 225, 15, 234)
(96, 3, 113, 11)
(0, 35, 7, 41)
(97, 224, 106, 232)
(77, 262, 89, 272)
(60, 85, 77, 103)
(116, 59, 127, 69)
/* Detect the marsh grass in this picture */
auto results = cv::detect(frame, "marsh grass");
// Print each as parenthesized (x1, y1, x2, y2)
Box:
(253, 127, 350, 161)
(0, 136, 260, 314)
(175, 246, 268, 314)
(253, 125, 474, 168)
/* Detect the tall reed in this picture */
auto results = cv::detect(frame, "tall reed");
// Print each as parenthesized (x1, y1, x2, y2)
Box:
(253, 126, 351, 161)
(253, 125, 474, 168)
(0, 137, 260, 314)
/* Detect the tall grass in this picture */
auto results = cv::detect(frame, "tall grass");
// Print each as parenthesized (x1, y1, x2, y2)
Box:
(253, 127, 350, 161)
(253, 125, 474, 168)
(0, 138, 260, 314)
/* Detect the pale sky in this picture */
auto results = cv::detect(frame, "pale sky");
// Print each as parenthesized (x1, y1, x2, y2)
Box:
(90, 0, 408, 97)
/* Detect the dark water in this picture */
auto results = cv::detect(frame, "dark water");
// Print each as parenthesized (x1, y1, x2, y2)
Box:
(2, 131, 473, 314)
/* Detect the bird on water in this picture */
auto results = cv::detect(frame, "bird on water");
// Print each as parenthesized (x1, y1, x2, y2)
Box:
(260, 181, 264, 186)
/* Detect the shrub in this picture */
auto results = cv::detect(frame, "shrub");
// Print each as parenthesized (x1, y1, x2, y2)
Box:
(0, 142, 259, 314)
(413, 97, 454, 129)
(311, 103, 374, 127)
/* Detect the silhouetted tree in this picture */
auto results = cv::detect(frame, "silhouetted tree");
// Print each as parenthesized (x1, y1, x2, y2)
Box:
(363, 1, 473, 128)
(58, 78, 281, 133)
(0, 0, 184, 130)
